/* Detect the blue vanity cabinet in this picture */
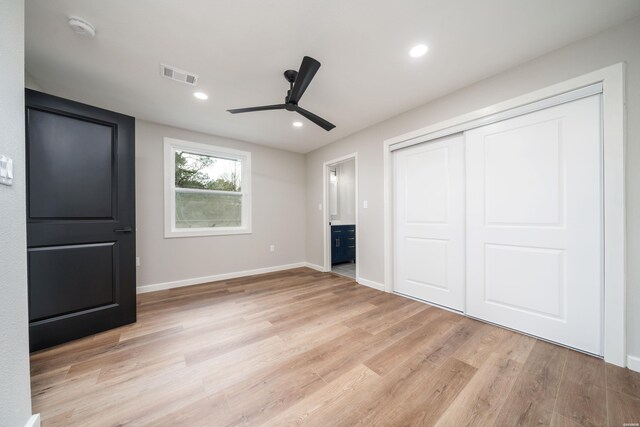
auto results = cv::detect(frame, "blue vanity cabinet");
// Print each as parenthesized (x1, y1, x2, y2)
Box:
(331, 224, 356, 265)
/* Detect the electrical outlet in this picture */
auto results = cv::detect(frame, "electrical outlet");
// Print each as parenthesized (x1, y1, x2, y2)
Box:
(136, 257, 141, 267)
(318, 203, 322, 211)
(363, 200, 368, 209)
(269, 245, 275, 252)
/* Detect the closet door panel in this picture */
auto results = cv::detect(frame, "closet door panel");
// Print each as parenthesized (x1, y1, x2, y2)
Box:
(465, 95, 602, 355)
(394, 133, 465, 311)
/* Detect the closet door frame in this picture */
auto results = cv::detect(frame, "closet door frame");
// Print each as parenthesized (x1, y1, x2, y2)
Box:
(383, 63, 626, 367)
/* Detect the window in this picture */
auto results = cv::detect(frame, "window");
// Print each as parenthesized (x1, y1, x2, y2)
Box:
(164, 138, 251, 237)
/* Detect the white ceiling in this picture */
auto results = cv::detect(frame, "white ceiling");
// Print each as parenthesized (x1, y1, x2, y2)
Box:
(25, 0, 640, 153)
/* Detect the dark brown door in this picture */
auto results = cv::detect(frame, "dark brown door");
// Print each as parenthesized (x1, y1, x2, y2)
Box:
(26, 90, 136, 351)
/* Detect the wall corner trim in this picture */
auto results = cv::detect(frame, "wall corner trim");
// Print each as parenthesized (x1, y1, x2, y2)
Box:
(357, 277, 385, 291)
(25, 414, 41, 427)
(627, 355, 640, 373)
(136, 262, 307, 294)
(304, 262, 326, 272)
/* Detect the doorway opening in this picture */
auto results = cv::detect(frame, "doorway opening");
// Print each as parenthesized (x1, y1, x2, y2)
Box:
(323, 154, 358, 280)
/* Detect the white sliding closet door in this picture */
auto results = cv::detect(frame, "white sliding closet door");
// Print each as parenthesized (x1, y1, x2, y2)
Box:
(465, 95, 603, 355)
(394, 134, 465, 311)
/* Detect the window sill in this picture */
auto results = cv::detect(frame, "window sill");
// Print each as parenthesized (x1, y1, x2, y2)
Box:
(164, 227, 252, 238)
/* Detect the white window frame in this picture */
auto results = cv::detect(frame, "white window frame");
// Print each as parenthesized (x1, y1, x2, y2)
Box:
(164, 137, 252, 238)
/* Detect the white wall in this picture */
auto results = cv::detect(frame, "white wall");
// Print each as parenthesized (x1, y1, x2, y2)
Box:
(25, 72, 41, 90)
(0, 0, 34, 425)
(136, 120, 306, 288)
(305, 16, 640, 359)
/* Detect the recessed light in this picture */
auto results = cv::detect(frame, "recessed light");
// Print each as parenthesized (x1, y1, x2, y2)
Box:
(409, 44, 429, 58)
(193, 92, 208, 100)
(293, 121, 303, 128)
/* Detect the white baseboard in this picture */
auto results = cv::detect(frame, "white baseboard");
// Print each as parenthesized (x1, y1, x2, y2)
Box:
(627, 355, 640, 373)
(136, 262, 385, 295)
(137, 262, 307, 294)
(357, 277, 385, 291)
(304, 262, 326, 272)
(25, 414, 40, 427)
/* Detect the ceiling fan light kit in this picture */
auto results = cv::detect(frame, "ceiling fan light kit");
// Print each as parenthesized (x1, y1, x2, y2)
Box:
(227, 56, 336, 131)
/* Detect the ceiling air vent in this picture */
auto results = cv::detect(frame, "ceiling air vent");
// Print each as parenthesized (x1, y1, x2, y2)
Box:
(160, 64, 198, 86)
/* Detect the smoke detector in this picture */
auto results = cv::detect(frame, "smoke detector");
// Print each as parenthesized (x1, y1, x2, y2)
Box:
(68, 16, 96, 37)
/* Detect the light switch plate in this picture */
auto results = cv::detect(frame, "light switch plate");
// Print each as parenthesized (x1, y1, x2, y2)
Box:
(0, 155, 13, 186)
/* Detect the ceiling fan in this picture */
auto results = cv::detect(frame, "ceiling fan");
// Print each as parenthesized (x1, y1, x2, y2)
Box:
(227, 56, 335, 131)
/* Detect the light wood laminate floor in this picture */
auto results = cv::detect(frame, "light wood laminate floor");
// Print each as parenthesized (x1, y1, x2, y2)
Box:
(31, 268, 640, 426)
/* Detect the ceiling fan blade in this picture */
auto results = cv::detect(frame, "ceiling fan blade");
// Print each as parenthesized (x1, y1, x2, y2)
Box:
(288, 56, 321, 104)
(296, 107, 335, 131)
(227, 104, 286, 114)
